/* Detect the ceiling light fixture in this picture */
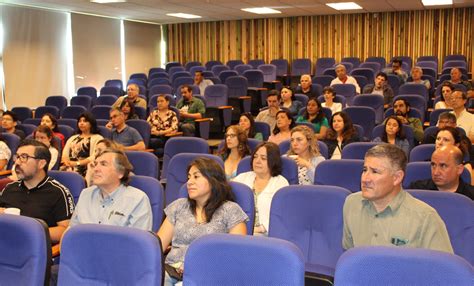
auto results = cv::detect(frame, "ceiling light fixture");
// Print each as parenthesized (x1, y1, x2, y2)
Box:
(241, 7, 282, 14)
(91, 0, 126, 3)
(166, 13, 202, 19)
(421, 0, 453, 6)
(326, 2, 363, 10)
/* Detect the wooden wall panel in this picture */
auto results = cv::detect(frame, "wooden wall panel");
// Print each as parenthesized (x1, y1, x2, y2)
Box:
(165, 8, 473, 73)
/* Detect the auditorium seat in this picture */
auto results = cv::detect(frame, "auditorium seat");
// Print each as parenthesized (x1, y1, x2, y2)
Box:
(129, 175, 164, 232)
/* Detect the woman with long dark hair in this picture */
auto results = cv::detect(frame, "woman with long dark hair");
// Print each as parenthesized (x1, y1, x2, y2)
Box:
(324, 111, 360, 159)
(373, 116, 410, 156)
(239, 112, 263, 141)
(296, 98, 328, 139)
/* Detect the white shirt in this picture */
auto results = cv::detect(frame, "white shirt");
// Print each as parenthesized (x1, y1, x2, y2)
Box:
(322, 102, 342, 114)
(330, 76, 361, 94)
(452, 109, 474, 138)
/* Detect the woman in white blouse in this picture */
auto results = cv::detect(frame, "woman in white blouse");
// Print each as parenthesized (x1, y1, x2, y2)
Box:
(233, 141, 289, 235)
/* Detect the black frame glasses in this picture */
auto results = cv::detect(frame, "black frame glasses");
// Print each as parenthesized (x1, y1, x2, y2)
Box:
(13, 153, 39, 163)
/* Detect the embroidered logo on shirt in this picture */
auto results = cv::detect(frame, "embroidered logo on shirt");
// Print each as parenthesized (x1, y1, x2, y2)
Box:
(391, 237, 409, 246)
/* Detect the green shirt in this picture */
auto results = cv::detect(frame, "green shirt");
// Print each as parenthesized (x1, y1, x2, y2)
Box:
(295, 116, 329, 133)
(176, 97, 206, 123)
(343, 190, 453, 254)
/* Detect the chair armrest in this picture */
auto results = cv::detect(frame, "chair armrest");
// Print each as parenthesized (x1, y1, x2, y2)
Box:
(52, 244, 60, 257)
(165, 131, 183, 137)
(218, 106, 233, 110)
(195, 118, 212, 122)
(239, 96, 252, 100)
(0, 170, 12, 176)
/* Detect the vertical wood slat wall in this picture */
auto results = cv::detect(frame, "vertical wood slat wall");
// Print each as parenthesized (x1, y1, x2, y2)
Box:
(165, 8, 473, 73)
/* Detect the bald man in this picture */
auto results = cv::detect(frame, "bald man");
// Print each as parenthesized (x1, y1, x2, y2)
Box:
(409, 145, 474, 200)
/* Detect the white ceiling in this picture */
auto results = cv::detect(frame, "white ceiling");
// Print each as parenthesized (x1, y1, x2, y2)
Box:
(3, 0, 474, 24)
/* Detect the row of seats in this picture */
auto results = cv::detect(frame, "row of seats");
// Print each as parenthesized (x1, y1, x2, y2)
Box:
(2, 184, 472, 285)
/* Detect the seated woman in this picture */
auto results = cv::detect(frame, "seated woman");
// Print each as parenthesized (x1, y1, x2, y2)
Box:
(147, 94, 178, 150)
(218, 125, 251, 180)
(321, 86, 342, 114)
(435, 126, 474, 185)
(0, 133, 11, 171)
(233, 142, 289, 236)
(296, 98, 328, 140)
(41, 113, 65, 147)
(280, 87, 302, 117)
(34, 125, 59, 170)
(120, 100, 139, 120)
(324, 111, 360, 160)
(158, 157, 248, 286)
(85, 138, 123, 187)
(286, 125, 325, 185)
(434, 81, 454, 110)
(61, 112, 103, 177)
(239, 112, 263, 141)
(373, 116, 410, 156)
(268, 110, 295, 145)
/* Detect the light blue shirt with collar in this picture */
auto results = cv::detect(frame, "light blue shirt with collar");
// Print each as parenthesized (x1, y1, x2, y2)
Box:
(70, 184, 152, 231)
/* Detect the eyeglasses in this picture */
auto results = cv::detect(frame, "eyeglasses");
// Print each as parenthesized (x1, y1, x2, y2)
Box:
(13, 153, 39, 163)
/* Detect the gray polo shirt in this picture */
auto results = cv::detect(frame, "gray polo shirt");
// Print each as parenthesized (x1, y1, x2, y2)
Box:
(111, 125, 143, 147)
(343, 190, 453, 253)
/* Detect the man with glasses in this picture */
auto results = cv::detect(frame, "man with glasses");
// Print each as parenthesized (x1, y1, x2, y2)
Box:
(450, 90, 474, 142)
(384, 58, 408, 84)
(0, 139, 74, 243)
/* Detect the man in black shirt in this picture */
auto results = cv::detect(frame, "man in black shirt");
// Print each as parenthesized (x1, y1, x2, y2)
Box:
(1, 111, 25, 139)
(295, 74, 320, 98)
(409, 145, 474, 200)
(0, 139, 74, 243)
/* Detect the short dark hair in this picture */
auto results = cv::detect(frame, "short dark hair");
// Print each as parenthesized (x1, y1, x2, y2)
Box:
(453, 89, 467, 100)
(322, 86, 336, 97)
(41, 113, 60, 133)
(251, 141, 282, 177)
(394, 98, 410, 109)
(18, 139, 51, 172)
(3, 111, 18, 122)
(272, 110, 295, 135)
(180, 84, 192, 93)
(77, 112, 99, 135)
(267, 90, 279, 100)
(392, 58, 403, 66)
(375, 72, 388, 81)
(365, 144, 407, 173)
(187, 157, 235, 223)
(195, 70, 203, 76)
(438, 111, 457, 123)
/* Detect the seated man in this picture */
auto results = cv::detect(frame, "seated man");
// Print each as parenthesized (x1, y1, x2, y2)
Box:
(295, 74, 319, 98)
(448, 68, 472, 92)
(392, 98, 424, 143)
(1, 111, 25, 139)
(450, 90, 474, 142)
(343, 144, 453, 253)
(383, 58, 408, 83)
(330, 64, 360, 94)
(194, 70, 213, 95)
(109, 108, 145, 151)
(0, 139, 74, 243)
(363, 72, 394, 108)
(408, 66, 430, 90)
(255, 91, 280, 132)
(69, 148, 152, 230)
(409, 146, 474, 200)
(176, 84, 206, 137)
(112, 83, 147, 110)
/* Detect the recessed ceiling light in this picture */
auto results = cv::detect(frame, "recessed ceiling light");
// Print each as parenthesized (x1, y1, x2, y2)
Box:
(166, 13, 202, 19)
(326, 2, 363, 10)
(421, 0, 453, 6)
(241, 7, 282, 14)
(90, 0, 126, 3)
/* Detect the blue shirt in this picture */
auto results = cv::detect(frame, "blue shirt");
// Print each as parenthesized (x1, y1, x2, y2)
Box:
(70, 184, 152, 231)
(111, 125, 143, 147)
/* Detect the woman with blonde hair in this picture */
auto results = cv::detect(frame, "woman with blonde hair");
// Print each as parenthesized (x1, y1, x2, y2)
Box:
(286, 125, 325, 185)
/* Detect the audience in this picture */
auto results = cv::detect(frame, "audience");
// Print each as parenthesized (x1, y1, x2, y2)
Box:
(34, 125, 59, 170)
(330, 64, 361, 94)
(0, 133, 11, 171)
(268, 110, 295, 145)
(384, 58, 408, 83)
(218, 125, 251, 180)
(112, 83, 147, 109)
(158, 157, 247, 285)
(233, 142, 288, 236)
(280, 87, 303, 117)
(449, 90, 474, 142)
(392, 98, 424, 143)
(61, 112, 103, 176)
(239, 113, 263, 141)
(176, 84, 206, 137)
(255, 91, 280, 131)
(295, 74, 319, 98)
(1, 111, 25, 139)
(434, 81, 454, 110)
(324, 111, 360, 159)
(85, 138, 123, 187)
(41, 113, 65, 147)
(343, 144, 453, 253)
(194, 70, 214, 95)
(119, 99, 139, 120)
(363, 72, 394, 108)
(286, 125, 325, 185)
(147, 94, 178, 150)
(448, 67, 472, 91)
(409, 146, 474, 200)
(408, 66, 430, 90)
(321, 86, 342, 114)
(295, 98, 328, 140)
(109, 108, 145, 151)
(373, 116, 410, 156)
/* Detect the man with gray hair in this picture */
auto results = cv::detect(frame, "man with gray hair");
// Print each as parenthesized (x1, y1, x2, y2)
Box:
(295, 74, 319, 98)
(450, 90, 474, 142)
(330, 64, 360, 94)
(343, 144, 453, 253)
(69, 148, 152, 231)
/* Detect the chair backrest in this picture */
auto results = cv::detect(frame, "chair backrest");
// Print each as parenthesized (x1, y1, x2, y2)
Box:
(312, 75, 334, 88)
(429, 108, 452, 126)
(409, 144, 435, 162)
(2, 133, 20, 169)
(96, 125, 110, 139)
(323, 68, 337, 78)
(236, 156, 298, 185)
(168, 65, 185, 77)
(254, 121, 271, 141)
(126, 119, 151, 148)
(226, 60, 244, 70)
(170, 70, 191, 83)
(291, 58, 312, 76)
(48, 170, 84, 204)
(205, 60, 223, 71)
(444, 54, 467, 62)
(315, 57, 336, 76)
(417, 56, 438, 64)
(77, 86, 97, 101)
(58, 224, 162, 286)
(149, 84, 173, 97)
(96, 95, 118, 106)
(269, 185, 351, 277)
(183, 234, 305, 286)
(57, 125, 75, 141)
(334, 246, 473, 286)
(45, 96, 68, 114)
(218, 70, 238, 84)
(210, 64, 230, 77)
(125, 151, 159, 179)
(243, 69, 264, 88)
(100, 86, 122, 97)
(352, 75, 369, 90)
(225, 76, 248, 98)
(61, 106, 87, 119)
(203, 84, 228, 107)
(443, 60, 467, 69)
(248, 59, 265, 69)
(387, 74, 401, 96)
(365, 57, 387, 69)
(172, 76, 193, 92)
(407, 190, 474, 264)
(57, 118, 77, 130)
(161, 137, 209, 180)
(343, 106, 376, 139)
(128, 175, 164, 232)
(399, 83, 429, 102)
(341, 142, 379, 160)
(189, 65, 206, 75)
(148, 77, 171, 87)
(352, 94, 385, 124)
(165, 153, 221, 205)
(104, 79, 123, 91)
(270, 59, 289, 77)
(314, 159, 364, 192)
(16, 123, 37, 137)
(90, 105, 111, 120)
(342, 57, 361, 68)
(359, 62, 381, 73)
(34, 106, 60, 119)
(350, 68, 375, 84)
(332, 84, 356, 106)
(184, 61, 202, 71)
(149, 68, 166, 78)
(258, 64, 277, 82)
(403, 161, 471, 189)
(11, 107, 33, 122)
(179, 181, 255, 235)
(0, 214, 51, 286)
